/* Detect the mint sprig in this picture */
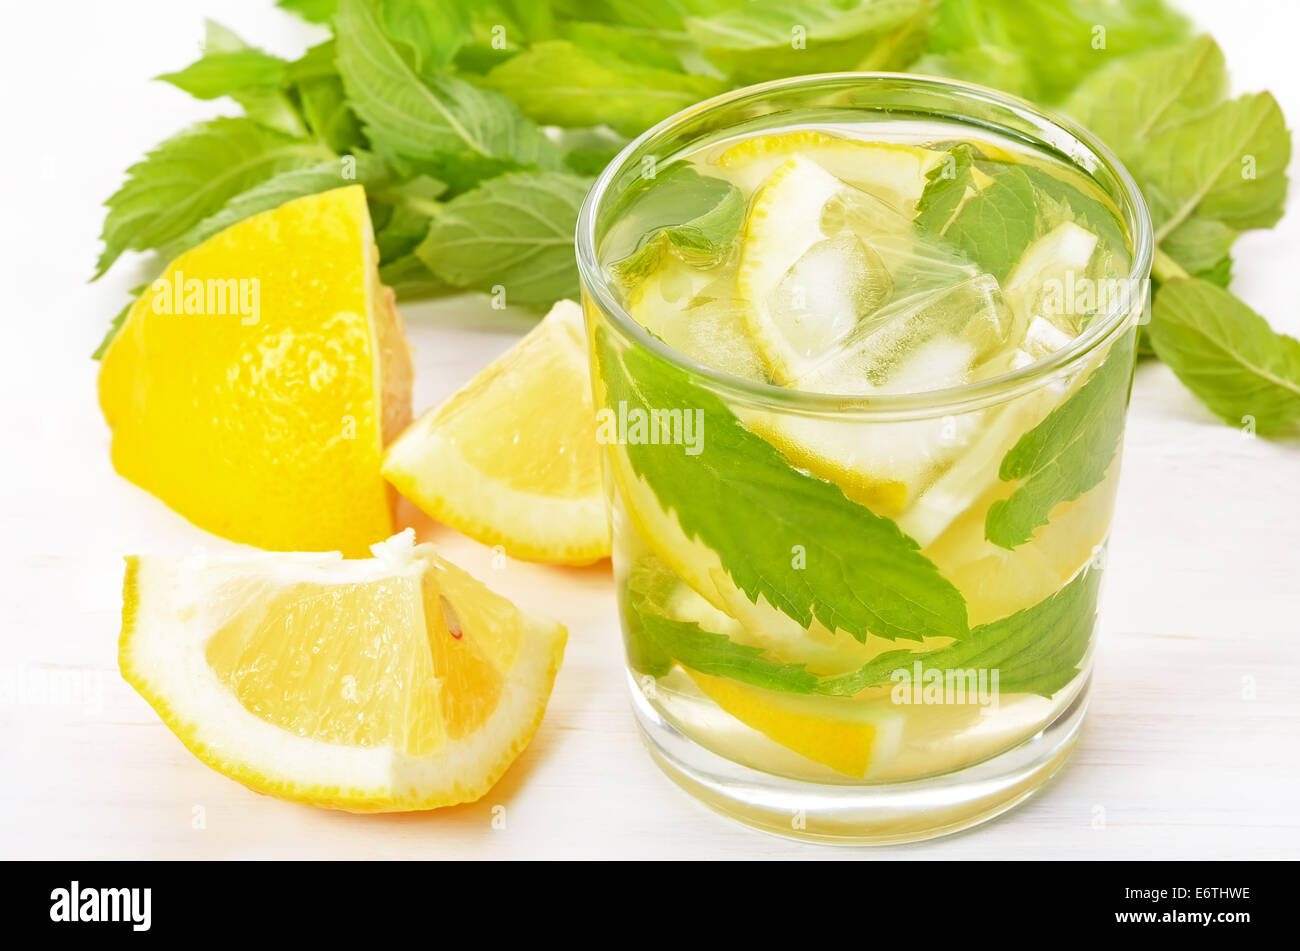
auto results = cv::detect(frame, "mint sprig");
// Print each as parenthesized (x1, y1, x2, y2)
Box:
(94, 1, 1296, 444)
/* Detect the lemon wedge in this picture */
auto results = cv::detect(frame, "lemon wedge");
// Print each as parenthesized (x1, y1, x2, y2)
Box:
(98, 186, 413, 557)
(119, 530, 567, 811)
(382, 301, 610, 565)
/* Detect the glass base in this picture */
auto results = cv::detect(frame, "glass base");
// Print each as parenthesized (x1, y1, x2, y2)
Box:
(631, 674, 1089, 845)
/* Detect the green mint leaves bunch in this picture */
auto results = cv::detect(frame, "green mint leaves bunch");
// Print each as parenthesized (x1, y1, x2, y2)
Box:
(93, 1, 1297, 436)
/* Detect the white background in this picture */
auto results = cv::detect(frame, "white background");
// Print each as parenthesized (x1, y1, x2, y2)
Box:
(1, 1, 1297, 859)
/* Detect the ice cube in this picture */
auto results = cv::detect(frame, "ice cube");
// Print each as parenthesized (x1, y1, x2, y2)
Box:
(667, 299, 769, 382)
(1022, 315, 1075, 360)
(766, 231, 891, 362)
(1004, 221, 1098, 334)
(822, 186, 980, 299)
(795, 274, 1016, 394)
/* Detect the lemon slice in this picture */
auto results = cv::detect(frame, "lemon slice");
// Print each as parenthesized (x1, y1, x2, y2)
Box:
(687, 673, 903, 778)
(716, 130, 944, 214)
(98, 186, 413, 557)
(382, 301, 610, 566)
(119, 530, 567, 811)
(735, 155, 882, 383)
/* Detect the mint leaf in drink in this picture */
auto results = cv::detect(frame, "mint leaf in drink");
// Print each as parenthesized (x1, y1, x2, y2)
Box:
(605, 163, 744, 283)
(335, 0, 561, 189)
(416, 171, 591, 307)
(484, 40, 725, 137)
(1150, 279, 1300, 435)
(624, 551, 1099, 700)
(624, 558, 817, 689)
(818, 564, 1101, 698)
(929, 165, 1037, 281)
(685, 0, 930, 84)
(94, 118, 333, 278)
(913, 144, 977, 236)
(985, 330, 1137, 549)
(596, 326, 969, 644)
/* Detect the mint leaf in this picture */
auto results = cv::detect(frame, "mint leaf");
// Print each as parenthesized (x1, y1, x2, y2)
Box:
(93, 286, 148, 360)
(287, 42, 365, 153)
(623, 554, 1100, 701)
(1064, 38, 1289, 275)
(483, 40, 725, 138)
(685, 0, 930, 84)
(94, 118, 333, 278)
(416, 171, 591, 307)
(605, 163, 744, 282)
(334, 0, 561, 188)
(559, 21, 687, 71)
(1140, 92, 1291, 247)
(819, 564, 1101, 698)
(278, 0, 337, 22)
(170, 21, 306, 138)
(379, 253, 451, 301)
(378, 0, 473, 76)
(596, 326, 969, 643)
(928, 164, 1037, 281)
(1157, 217, 1236, 277)
(1150, 279, 1300, 434)
(1064, 36, 1227, 162)
(913, 144, 977, 235)
(985, 330, 1137, 549)
(916, 0, 1190, 102)
(163, 154, 392, 259)
(625, 558, 817, 689)
(157, 49, 287, 101)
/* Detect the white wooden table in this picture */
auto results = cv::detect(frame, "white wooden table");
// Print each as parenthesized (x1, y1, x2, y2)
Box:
(1, 0, 1298, 859)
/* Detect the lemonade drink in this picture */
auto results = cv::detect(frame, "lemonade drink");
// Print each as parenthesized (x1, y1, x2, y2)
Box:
(577, 75, 1149, 841)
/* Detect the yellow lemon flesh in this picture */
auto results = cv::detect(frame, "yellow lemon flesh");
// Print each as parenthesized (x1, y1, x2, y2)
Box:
(119, 530, 567, 812)
(382, 301, 609, 565)
(687, 672, 903, 778)
(98, 186, 412, 557)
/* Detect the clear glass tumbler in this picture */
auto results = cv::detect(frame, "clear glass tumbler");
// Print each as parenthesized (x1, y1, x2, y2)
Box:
(576, 73, 1151, 843)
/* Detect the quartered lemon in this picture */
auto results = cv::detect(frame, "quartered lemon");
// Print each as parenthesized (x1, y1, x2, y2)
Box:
(687, 672, 903, 778)
(119, 530, 567, 812)
(98, 186, 412, 557)
(382, 301, 609, 566)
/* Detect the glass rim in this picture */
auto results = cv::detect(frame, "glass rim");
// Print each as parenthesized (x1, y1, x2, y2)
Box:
(575, 71, 1153, 420)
